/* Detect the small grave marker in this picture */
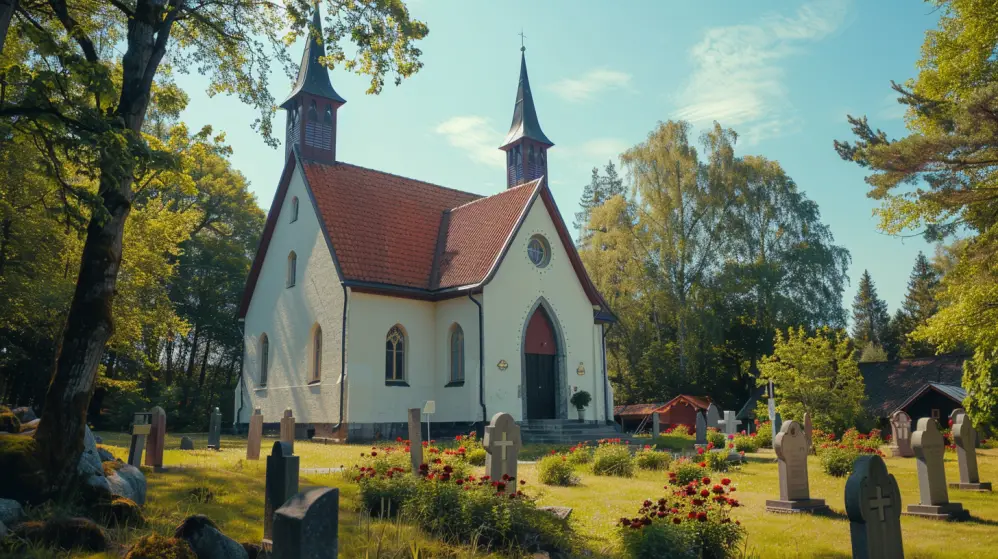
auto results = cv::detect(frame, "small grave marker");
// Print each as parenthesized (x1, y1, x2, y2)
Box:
(705, 403, 721, 429)
(280, 408, 296, 454)
(207, 407, 222, 450)
(948, 409, 991, 492)
(695, 412, 707, 447)
(264, 441, 300, 546)
(484, 412, 522, 481)
(247, 409, 264, 460)
(127, 412, 152, 467)
(845, 455, 903, 559)
(651, 411, 660, 438)
(180, 436, 194, 450)
(888, 410, 913, 458)
(272, 487, 339, 559)
(766, 420, 829, 513)
(145, 407, 166, 470)
(905, 417, 969, 520)
(407, 408, 422, 472)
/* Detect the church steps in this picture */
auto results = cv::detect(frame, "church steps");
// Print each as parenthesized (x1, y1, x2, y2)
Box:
(519, 420, 621, 444)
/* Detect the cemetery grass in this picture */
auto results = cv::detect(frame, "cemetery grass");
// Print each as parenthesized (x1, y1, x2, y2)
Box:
(88, 433, 998, 558)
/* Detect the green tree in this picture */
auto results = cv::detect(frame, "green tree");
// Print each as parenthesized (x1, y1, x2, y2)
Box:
(850, 270, 890, 348)
(574, 160, 625, 246)
(896, 252, 940, 358)
(758, 327, 866, 433)
(3, 0, 428, 493)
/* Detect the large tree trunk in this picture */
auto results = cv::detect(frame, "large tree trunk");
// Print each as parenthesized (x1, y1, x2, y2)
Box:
(0, 0, 17, 54)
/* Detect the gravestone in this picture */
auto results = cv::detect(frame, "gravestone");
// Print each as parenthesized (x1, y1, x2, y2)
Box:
(773, 412, 783, 441)
(695, 412, 707, 447)
(484, 412, 522, 481)
(845, 455, 904, 559)
(247, 409, 264, 460)
(705, 403, 721, 430)
(145, 406, 166, 470)
(264, 441, 300, 546)
(651, 412, 660, 438)
(765, 420, 829, 513)
(905, 417, 968, 520)
(280, 408, 296, 454)
(718, 410, 740, 459)
(207, 407, 222, 450)
(888, 410, 914, 458)
(802, 413, 813, 455)
(180, 436, 194, 450)
(127, 412, 153, 467)
(948, 409, 991, 491)
(272, 487, 339, 559)
(407, 408, 422, 472)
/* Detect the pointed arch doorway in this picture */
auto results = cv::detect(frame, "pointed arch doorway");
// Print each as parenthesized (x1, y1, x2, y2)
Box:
(522, 305, 560, 420)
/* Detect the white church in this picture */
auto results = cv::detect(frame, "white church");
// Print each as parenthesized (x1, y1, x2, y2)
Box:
(234, 9, 616, 441)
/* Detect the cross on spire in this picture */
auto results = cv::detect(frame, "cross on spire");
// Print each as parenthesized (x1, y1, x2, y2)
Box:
(519, 30, 527, 52)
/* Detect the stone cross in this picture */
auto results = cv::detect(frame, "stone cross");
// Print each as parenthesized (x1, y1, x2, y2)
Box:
(651, 411, 660, 438)
(272, 487, 339, 559)
(695, 412, 707, 446)
(802, 413, 813, 454)
(407, 408, 422, 472)
(127, 412, 152, 467)
(907, 417, 968, 519)
(949, 409, 991, 491)
(264, 441, 300, 545)
(207, 407, 222, 450)
(889, 410, 913, 458)
(484, 412, 522, 481)
(845, 455, 903, 559)
(705, 403, 721, 430)
(765, 420, 827, 513)
(719, 411, 738, 437)
(247, 408, 264, 460)
(280, 408, 296, 454)
(144, 406, 166, 470)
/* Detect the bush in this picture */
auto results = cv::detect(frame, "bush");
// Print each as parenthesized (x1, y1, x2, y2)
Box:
(538, 454, 580, 486)
(732, 434, 759, 453)
(664, 424, 692, 437)
(566, 442, 593, 465)
(669, 458, 705, 486)
(570, 390, 592, 410)
(467, 448, 486, 466)
(705, 428, 725, 449)
(705, 451, 731, 473)
(819, 446, 856, 477)
(592, 440, 634, 477)
(754, 422, 773, 448)
(125, 534, 196, 559)
(620, 520, 693, 559)
(634, 446, 671, 471)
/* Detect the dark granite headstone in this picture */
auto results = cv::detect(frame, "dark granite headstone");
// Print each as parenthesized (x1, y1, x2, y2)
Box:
(207, 407, 222, 450)
(180, 436, 194, 450)
(846, 455, 903, 559)
(272, 487, 339, 559)
(264, 441, 300, 545)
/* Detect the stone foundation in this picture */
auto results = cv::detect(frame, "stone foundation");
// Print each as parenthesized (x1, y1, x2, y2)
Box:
(235, 421, 481, 443)
(903, 503, 970, 520)
(765, 499, 830, 514)
(947, 481, 992, 492)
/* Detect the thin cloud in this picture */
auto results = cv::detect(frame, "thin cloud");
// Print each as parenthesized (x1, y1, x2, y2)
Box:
(434, 116, 504, 168)
(674, 0, 849, 143)
(549, 68, 633, 103)
(580, 138, 629, 163)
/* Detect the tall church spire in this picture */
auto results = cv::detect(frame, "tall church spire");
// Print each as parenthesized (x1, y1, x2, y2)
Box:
(500, 46, 553, 189)
(281, 5, 346, 164)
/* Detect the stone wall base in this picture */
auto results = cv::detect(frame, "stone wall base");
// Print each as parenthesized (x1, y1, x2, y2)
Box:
(904, 503, 970, 520)
(234, 421, 482, 443)
(765, 499, 830, 514)
(947, 481, 992, 492)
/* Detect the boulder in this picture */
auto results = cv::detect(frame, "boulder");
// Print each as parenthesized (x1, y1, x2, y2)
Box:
(174, 515, 248, 559)
(106, 463, 147, 505)
(78, 426, 103, 479)
(11, 407, 36, 423)
(97, 447, 115, 462)
(125, 534, 197, 559)
(0, 520, 6, 540)
(12, 516, 108, 552)
(0, 498, 24, 525)
(94, 435, 103, 444)
(20, 418, 40, 431)
(0, 434, 46, 503)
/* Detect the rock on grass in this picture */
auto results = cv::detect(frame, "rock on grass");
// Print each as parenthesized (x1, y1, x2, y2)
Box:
(125, 534, 197, 559)
(11, 516, 108, 552)
(174, 514, 248, 559)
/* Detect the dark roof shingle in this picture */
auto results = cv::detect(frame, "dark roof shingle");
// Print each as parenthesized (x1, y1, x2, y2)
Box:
(859, 355, 966, 416)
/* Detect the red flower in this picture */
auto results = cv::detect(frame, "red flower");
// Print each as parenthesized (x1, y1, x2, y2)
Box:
(656, 510, 666, 518)
(698, 462, 706, 468)
(551, 449, 557, 454)
(700, 489, 710, 498)
(418, 463, 429, 471)
(643, 500, 653, 507)
(687, 512, 696, 519)
(456, 478, 464, 485)
(672, 517, 681, 525)
(396, 437, 402, 443)
(697, 447, 705, 455)
(520, 480, 527, 485)
(729, 498, 740, 507)
(422, 441, 428, 447)
(721, 478, 731, 485)
(728, 443, 735, 449)
(702, 477, 711, 485)
(692, 498, 704, 506)
(706, 443, 714, 450)
(371, 451, 378, 457)
(727, 434, 734, 440)
(456, 435, 463, 441)
(696, 512, 707, 522)
(712, 484, 724, 494)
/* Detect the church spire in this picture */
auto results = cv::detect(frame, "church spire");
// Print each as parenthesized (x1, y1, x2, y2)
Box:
(500, 45, 552, 189)
(281, 5, 346, 164)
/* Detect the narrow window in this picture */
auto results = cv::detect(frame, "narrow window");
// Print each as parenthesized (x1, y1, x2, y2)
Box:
(312, 326, 322, 382)
(385, 325, 406, 383)
(323, 106, 333, 124)
(287, 251, 297, 288)
(450, 324, 464, 383)
(260, 334, 269, 386)
(307, 100, 317, 121)
(290, 196, 299, 223)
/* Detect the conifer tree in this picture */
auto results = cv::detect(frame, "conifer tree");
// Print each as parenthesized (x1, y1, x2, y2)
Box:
(574, 167, 603, 245)
(850, 270, 890, 347)
(898, 252, 939, 358)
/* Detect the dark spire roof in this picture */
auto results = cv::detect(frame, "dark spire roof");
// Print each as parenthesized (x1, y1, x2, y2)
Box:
(499, 49, 553, 149)
(281, 7, 346, 109)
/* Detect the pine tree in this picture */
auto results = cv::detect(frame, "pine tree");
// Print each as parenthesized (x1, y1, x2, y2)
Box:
(898, 252, 939, 358)
(574, 167, 603, 245)
(851, 270, 891, 347)
(603, 160, 625, 198)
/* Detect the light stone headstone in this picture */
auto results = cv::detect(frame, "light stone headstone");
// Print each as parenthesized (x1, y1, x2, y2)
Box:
(765, 420, 829, 513)
(180, 436, 194, 450)
(280, 408, 296, 454)
(695, 412, 707, 446)
(651, 412, 660, 438)
(407, 408, 422, 472)
(905, 417, 968, 520)
(127, 412, 152, 467)
(889, 410, 914, 458)
(207, 407, 222, 450)
(484, 412, 522, 482)
(272, 487, 339, 559)
(948, 409, 991, 491)
(802, 413, 813, 454)
(247, 408, 264, 460)
(705, 404, 721, 430)
(845, 454, 903, 559)
(145, 407, 166, 470)
(718, 410, 740, 459)
(264, 441, 300, 546)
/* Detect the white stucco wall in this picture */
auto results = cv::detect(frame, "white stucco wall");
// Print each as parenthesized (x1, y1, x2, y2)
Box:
(236, 164, 345, 425)
(482, 194, 607, 422)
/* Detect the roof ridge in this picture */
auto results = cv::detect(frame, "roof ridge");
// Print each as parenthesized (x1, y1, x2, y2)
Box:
(325, 161, 483, 199)
(448, 178, 542, 213)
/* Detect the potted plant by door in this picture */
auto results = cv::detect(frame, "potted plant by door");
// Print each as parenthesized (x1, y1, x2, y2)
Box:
(570, 391, 592, 423)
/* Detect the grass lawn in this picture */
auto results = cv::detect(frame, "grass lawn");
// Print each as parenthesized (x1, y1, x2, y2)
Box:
(74, 432, 998, 558)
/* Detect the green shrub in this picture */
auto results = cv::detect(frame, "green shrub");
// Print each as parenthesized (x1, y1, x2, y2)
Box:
(620, 520, 693, 559)
(353, 470, 419, 517)
(705, 428, 725, 449)
(819, 446, 857, 477)
(651, 433, 695, 452)
(538, 454, 579, 486)
(668, 458, 704, 486)
(592, 441, 634, 477)
(705, 451, 731, 473)
(566, 442, 593, 465)
(754, 422, 773, 448)
(570, 390, 592, 410)
(732, 434, 759, 453)
(634, 446, 671, 471)
(466, 448, 486, 466)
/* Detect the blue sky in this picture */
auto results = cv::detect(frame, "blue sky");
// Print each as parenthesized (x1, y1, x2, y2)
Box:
(175, 0, 939, 317)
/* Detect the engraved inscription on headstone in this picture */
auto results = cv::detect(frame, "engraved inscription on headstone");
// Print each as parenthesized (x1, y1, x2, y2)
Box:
(765, 420, 829, 513)
(484, 412, 522, 481)
(889, 410, 914, 458)
(948, 409, 991, 491)
(407, 408, 422, 472)
(846, 455, 903, 559)
(905, 417, 969, 520)
(247, 408, 264, 460)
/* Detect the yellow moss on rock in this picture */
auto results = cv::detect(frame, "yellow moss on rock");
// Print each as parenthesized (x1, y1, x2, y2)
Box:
(0, 433, 46, 503)
(124, 534, 197, 559)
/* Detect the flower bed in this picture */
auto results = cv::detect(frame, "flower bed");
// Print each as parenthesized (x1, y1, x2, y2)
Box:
(634, 445, 672, 471)
(814, 428, 885, 477)
(705, 428, 726, 449)
(592, 438, 635, 477)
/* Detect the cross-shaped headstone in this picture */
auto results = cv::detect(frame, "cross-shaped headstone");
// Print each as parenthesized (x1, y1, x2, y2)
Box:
(845, 454, 903, 559)
(128, 412, 152, 467)
(280, 408, 296, 454)
(207, 407, 222, 450)
(247, 408, 264, 460)
(145, 407, 166, 469)
(906, 417, 968, 519)
(766, 420, 828, 513)
(484, 412, 522, 481)
(719, 411, 738, 436)
(407, 407, 422, 472)
(264, 441, 299, 546)
(695, 411, 707, 446)
(949, 409, 991, 491)
(889, 410, 913, 458)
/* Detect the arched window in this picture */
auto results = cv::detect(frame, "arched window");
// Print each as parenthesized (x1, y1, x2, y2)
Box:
(260, 334, 270, 386)
(311, 326, 322, 382)
(385, 325, 406, 383)
(307, 100, 317, 121)
(323, 105, 333, 124)
(449, 324, 464, 383)
(290, 196, 299, 223)
(287, 251, 297, 288)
